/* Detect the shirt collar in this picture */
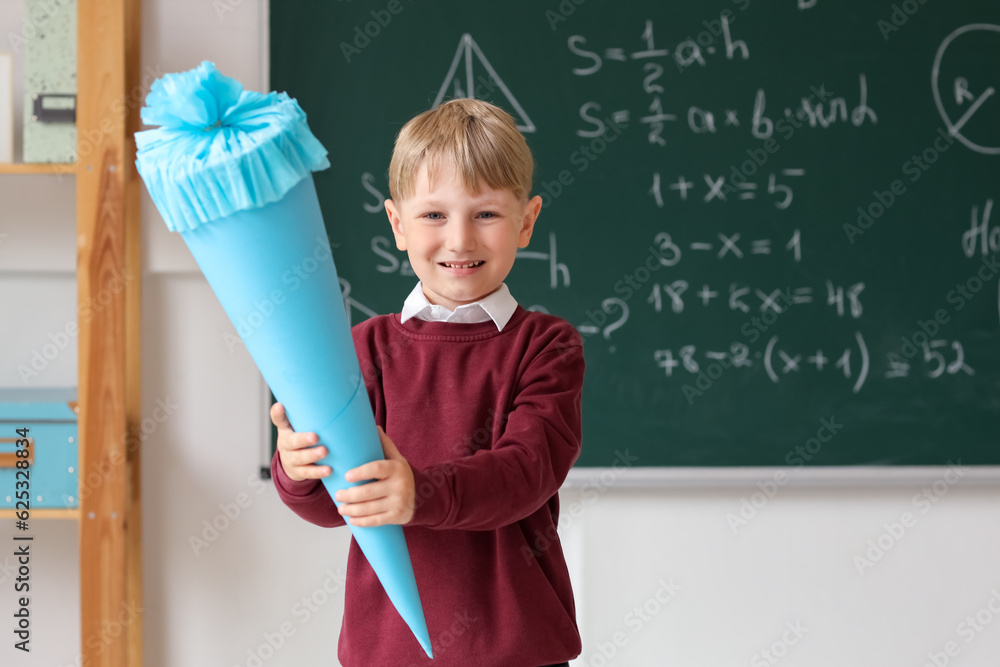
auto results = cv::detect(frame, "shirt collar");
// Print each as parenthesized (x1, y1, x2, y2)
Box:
(400, 281, 519, 331)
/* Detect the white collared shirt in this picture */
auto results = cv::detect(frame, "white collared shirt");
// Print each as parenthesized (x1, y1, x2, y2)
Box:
(400, 281, 519, 331)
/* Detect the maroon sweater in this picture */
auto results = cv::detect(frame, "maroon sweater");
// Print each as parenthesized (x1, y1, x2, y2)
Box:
(271, 305, 585, 666)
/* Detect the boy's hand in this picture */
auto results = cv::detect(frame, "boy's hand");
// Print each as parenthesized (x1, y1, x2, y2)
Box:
(335, 426, 415, 527)
(271, 402, 331, 482)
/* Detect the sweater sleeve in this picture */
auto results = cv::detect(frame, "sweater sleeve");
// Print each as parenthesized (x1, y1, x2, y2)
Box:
(407, 335, 584, 531)
(270, 447, 346, 528)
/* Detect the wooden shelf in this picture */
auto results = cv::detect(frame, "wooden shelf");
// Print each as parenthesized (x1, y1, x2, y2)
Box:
(0, 1, 142, 664)
(0, 162, 76, 175)
(0, 508, 80, 520)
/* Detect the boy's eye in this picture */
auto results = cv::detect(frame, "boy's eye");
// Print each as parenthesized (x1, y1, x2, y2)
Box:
(477, 211, 499, 219)
(423, 212, 444, 221)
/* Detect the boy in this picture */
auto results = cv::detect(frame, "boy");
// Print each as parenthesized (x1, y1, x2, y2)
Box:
(270, 98, 584, 666)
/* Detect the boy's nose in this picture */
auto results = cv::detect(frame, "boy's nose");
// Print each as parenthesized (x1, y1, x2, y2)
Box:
(444, 219, 476, 252)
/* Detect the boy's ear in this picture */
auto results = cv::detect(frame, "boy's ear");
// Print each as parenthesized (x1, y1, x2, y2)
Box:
(385, 199, 407, 251)
(517, 195, 543, 247)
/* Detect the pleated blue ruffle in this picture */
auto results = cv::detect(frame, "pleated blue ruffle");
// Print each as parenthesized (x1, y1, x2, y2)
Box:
(134, 61, 330, 232)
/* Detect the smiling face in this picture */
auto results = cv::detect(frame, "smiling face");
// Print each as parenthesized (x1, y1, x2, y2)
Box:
(385, 159, 542, 311)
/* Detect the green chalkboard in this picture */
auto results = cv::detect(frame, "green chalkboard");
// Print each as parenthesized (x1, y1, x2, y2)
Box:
(269, 0, 1000, 468)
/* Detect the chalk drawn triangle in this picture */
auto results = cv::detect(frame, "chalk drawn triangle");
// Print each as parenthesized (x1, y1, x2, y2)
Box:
(432, 33, 536, 133)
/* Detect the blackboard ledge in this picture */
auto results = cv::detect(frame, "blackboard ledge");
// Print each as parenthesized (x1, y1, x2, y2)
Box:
(564, 466, 1000, 488)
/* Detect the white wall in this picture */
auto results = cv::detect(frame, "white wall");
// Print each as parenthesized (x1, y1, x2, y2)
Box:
(2, 1, 999, 665)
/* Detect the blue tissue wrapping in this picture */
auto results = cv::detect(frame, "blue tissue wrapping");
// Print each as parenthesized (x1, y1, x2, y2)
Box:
(132, 62, 435, 658)
(134, 61, 331, 233)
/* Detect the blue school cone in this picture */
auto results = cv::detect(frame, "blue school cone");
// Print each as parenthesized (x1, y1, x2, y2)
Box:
(134, 61, 432, 659)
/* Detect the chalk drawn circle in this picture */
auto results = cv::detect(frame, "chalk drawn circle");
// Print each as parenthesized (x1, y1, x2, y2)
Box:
(932, 23, 1000, 155)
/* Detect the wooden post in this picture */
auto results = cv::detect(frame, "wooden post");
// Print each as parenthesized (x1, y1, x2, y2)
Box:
(123, 0, 144, 663)
(77, 0, 143, 665)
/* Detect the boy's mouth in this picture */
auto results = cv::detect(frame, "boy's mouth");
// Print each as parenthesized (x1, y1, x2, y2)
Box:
(439, 260, 484, 269)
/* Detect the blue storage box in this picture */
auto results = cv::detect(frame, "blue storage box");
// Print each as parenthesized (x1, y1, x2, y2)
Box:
(0, 388, 78, 509)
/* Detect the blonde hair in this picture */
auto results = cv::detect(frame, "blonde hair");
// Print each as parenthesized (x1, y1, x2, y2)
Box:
(388, 98, 534, 202)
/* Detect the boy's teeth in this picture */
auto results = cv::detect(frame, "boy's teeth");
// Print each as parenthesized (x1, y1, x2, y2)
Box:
(443, 261, 482, 268)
